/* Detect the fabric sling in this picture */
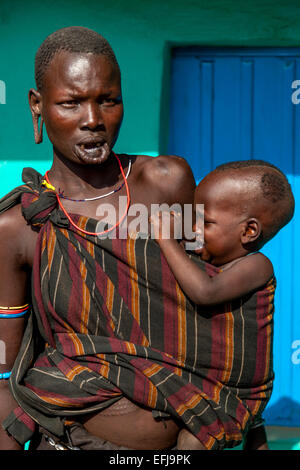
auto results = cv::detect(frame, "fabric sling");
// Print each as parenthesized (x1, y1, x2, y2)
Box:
(0, 167, 275, 450)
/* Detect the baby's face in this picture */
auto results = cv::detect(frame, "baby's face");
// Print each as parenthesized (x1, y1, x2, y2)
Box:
(194, 173, 248, 266)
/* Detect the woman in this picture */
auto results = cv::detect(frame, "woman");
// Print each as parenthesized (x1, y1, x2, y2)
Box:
(0, 26, 268, 451)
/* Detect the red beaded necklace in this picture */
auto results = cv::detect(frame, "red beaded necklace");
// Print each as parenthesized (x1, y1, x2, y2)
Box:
(43, 152, 131, 237)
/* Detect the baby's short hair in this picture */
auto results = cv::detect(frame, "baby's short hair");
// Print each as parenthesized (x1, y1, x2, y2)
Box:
(35, 26, 119, 91)
(214, 159, 295, 247)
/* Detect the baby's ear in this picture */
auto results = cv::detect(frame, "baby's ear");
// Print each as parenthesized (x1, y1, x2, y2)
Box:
(241, 218, 262, 244)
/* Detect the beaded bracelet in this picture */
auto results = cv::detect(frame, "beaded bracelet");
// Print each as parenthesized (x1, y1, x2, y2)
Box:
(0, 304, 29, 319)
(0, 372, 11, 380)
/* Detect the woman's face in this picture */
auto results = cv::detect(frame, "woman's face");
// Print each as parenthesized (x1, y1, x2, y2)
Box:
(33, 50, 123, 165)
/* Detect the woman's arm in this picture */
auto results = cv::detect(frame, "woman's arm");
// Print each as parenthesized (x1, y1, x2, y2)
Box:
(0, 209, 29, 449)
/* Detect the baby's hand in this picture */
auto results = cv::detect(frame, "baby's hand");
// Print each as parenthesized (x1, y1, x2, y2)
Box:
(149, 210, 182, 241)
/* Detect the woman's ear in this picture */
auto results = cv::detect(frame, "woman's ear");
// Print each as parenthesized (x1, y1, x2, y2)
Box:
(28, 88, 44, 144)
(241, 218, 262, 245)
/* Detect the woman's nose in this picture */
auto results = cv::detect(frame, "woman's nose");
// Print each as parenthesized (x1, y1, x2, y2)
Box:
(80, 103, 104, 130)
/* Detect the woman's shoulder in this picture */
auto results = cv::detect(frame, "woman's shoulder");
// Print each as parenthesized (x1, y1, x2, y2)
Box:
(0, 203, 27, 238)
(133, 154, 194, 177)
(130, 154, 196, 204)
(0, 202, 37, 268)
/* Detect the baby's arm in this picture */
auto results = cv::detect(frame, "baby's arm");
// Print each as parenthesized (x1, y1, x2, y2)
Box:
(159, 239, 272, 305)
(150, 212, 273, 306)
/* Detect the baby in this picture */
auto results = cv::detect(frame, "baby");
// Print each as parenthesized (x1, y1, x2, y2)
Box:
(150, 159, 295, 450)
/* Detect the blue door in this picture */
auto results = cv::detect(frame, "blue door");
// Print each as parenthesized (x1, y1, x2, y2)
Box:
(168, 47, 300, 426)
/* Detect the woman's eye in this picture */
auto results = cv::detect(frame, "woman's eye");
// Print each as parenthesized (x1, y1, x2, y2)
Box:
(59, 101, 79, 108)
(103, 99, 114, 105)
(102, 96, 122, 106)
(102, 98, 118, 106)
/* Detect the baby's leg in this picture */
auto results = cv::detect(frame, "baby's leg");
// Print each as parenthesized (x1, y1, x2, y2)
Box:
(176, 429, 206, 450)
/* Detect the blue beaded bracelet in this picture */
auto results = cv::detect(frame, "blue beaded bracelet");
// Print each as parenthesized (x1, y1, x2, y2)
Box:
(0, 311, 28, 318)
(0, 372, 11, 380)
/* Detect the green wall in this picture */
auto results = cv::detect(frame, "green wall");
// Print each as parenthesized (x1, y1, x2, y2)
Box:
(1, 0, 300, 195)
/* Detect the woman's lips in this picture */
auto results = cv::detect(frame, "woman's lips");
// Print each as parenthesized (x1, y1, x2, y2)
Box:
(74, 141, 111, 163)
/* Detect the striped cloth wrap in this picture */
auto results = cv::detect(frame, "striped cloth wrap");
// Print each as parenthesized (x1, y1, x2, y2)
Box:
(0, 168, 275, 450)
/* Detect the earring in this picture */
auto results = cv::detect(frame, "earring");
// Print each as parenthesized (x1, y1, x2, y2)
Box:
(32, 113, 44, 144)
